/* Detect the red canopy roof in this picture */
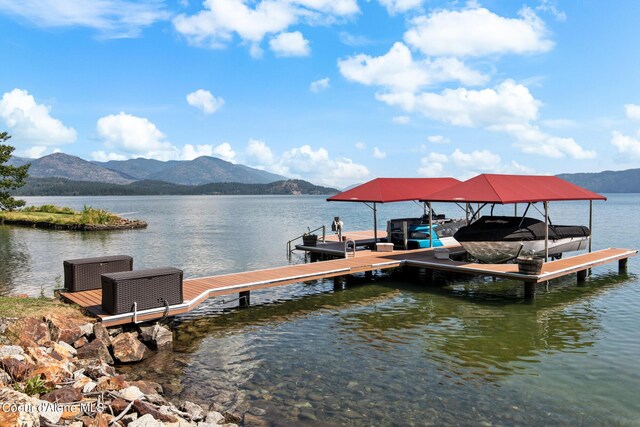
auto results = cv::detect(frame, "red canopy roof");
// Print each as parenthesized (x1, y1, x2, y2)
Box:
(425, 174, 607, 204)
(327, 177, 461, 203)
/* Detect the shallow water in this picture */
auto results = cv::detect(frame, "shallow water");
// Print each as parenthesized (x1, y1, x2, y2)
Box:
(2, 194, 639, 425)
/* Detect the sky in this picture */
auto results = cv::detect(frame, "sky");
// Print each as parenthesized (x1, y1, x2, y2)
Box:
(1, 0, 640, 188)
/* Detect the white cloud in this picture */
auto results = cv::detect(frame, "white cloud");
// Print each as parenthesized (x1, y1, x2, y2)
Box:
(21, 145, 48, 158)
(91, 150, 128, 161)
(379, 0, 423, 15)
(355, 141, 366, 150)
(404, 5, 553, 57)
(0, 88, 77, 146)
(339, 42, 488, 93)
(269, 31, 310, 56)
(377, 80, 539, 127)
(418, 148, 534, 177)
(418, 152, 447, 177)
(310, 77, 330, 93)
(611, 131, 640, 159)
(246, 138, 275, 165)
(212, 142, 236, 163)
(372, 147, 386, 159)
(450, 148, 501, 170)
(96, 112, 178, 160)
(427, 135, 450, 144)
(624, 104, 640, 121)
(186, 89, 225, 114)
(392, 115, 410, 124)
(536, 0, 566, 22)
(245, 140, 369, 187)
(173, 0, 357, 52)
(491, 123, 596, 159)
(0, 0, 169, 38)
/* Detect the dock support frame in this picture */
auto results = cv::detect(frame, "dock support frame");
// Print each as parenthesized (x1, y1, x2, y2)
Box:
(239, 291, 250, 307)
(524, 281, 536, 299)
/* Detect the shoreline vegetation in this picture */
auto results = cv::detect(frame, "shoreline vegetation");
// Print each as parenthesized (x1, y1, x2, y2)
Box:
(0, 205, 147, 231)
(12, 177, 339, 197)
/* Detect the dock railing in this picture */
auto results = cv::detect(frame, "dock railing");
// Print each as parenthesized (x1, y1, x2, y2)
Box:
(287, 225, 326, 256)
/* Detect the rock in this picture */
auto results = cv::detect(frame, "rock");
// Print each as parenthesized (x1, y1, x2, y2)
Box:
(205, 411, 224, 424)
(6, 317, 51, 348)
(97, 374, 129, 391)
(73, 336, 89, 349)
(0, 345, 24, 358)
(0, 368, 11, 387)
(41, 386, 82, 403)
(0, 388, 39, 426)
(76, 338, 114, 365)
(121, 412, 138, 426)
(223, 412, 243, 425)
(45, 313, 84, 345)
(128, 413, 164, 427)
(27, 347, 73, 386)
(112, 333, 152, 363)
(108, 326, 124, 337)
(93, 323, 111, 344)
(181, 401, 206, 422)
(112, 397, 132, 413)
(133, 400, 178, 423)
(76, 359, 115, 380)
(138, 324, 173, 350)
(130, 380, 163, 395)
(79, 323, 94, 337)
(244, 413, 271, 427)
(0, 355, 34, 382)
(36, 398, 63, 424)
(50, 341, 77, 361)
(68, 421, 84, 427)
(119, 385, 145, 401)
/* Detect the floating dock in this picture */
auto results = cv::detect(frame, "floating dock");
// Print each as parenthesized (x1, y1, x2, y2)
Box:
(61, 242, 636, 326)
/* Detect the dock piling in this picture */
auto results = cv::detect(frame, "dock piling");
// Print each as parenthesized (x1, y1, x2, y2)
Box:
(619, 258, 628, 273)
(577, 269, 587, 282)
(524, 281, 536, 299)
(239, 291, 251, 307)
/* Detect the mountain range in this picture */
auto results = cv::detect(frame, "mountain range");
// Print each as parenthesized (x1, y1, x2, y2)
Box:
(8, 153, 286, 186)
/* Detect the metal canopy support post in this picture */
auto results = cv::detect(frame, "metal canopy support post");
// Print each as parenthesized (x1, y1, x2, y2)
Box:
(428, 201, 433, 249)
(373, 202, 378, 244)
(589, 200, 593, 253)
(544, 201, 549, 261)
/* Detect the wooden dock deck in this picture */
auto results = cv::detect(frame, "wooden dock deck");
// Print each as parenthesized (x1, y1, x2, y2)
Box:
(61, 246, 636, 326)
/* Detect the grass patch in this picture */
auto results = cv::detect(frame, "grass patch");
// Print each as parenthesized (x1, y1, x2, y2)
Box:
(0, 295, 86, 319)
(0, 204, 122, 226)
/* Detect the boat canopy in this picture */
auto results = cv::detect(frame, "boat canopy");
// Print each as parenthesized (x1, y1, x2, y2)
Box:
(424, 174, 607, 204)
(327, 177, 461, 203)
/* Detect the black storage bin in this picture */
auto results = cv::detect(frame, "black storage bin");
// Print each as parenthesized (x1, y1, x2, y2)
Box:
(101, 267, 183, 315)
(63, 255, 133, 292)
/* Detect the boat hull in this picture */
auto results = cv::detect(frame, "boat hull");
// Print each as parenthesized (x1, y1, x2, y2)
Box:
(461, 236, 590, 263)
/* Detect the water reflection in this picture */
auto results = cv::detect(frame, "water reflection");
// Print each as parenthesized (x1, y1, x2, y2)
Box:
(119, 271, 634, 426)
(0, 226, 31, 295)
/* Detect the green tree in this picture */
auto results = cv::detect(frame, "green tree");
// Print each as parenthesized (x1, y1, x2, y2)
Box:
(0, 132, 30, 210)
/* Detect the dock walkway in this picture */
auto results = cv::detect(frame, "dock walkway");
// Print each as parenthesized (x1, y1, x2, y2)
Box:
(61, 247, 636, 326)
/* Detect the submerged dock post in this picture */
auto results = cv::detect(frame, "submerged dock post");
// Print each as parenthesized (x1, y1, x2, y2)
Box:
(524, 281, 536, 299)
(239, 291, 250, 307)
(577, 269, 587, 282)
(619, 258, 628, 273)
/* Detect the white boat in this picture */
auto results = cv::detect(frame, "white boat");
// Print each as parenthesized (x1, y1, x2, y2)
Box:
(453, 216, 590, 263)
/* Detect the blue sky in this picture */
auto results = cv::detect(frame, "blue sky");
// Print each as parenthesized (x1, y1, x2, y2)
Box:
(1, 0, 640, 188)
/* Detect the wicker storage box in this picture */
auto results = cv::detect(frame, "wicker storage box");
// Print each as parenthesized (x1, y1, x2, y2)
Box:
(64, 255, 133, 292)
(101, 267, 183, 315)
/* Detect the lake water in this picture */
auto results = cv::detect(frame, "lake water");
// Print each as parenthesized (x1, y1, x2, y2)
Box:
(1, 195, 639, 425)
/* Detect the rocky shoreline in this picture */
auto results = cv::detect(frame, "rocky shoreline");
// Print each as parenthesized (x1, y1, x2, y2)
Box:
(0, 314, 248, 426)
(0, 218, 148, 231)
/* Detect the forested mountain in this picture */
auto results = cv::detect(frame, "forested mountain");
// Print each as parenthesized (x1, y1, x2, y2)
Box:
(13, 177, 338, 196)
(557, 169, 640, 193)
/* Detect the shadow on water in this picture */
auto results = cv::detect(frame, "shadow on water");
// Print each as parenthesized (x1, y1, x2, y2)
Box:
(119, 268, 636, 426)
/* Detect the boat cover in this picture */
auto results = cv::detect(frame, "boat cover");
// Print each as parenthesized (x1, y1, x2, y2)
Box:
(454, 216, 590, 242)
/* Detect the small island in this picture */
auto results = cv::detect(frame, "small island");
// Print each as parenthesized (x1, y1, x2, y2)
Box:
(0, 204, 147, 231)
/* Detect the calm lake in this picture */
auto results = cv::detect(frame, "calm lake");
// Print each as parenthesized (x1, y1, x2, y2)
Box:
(1, 195, 639, 426)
